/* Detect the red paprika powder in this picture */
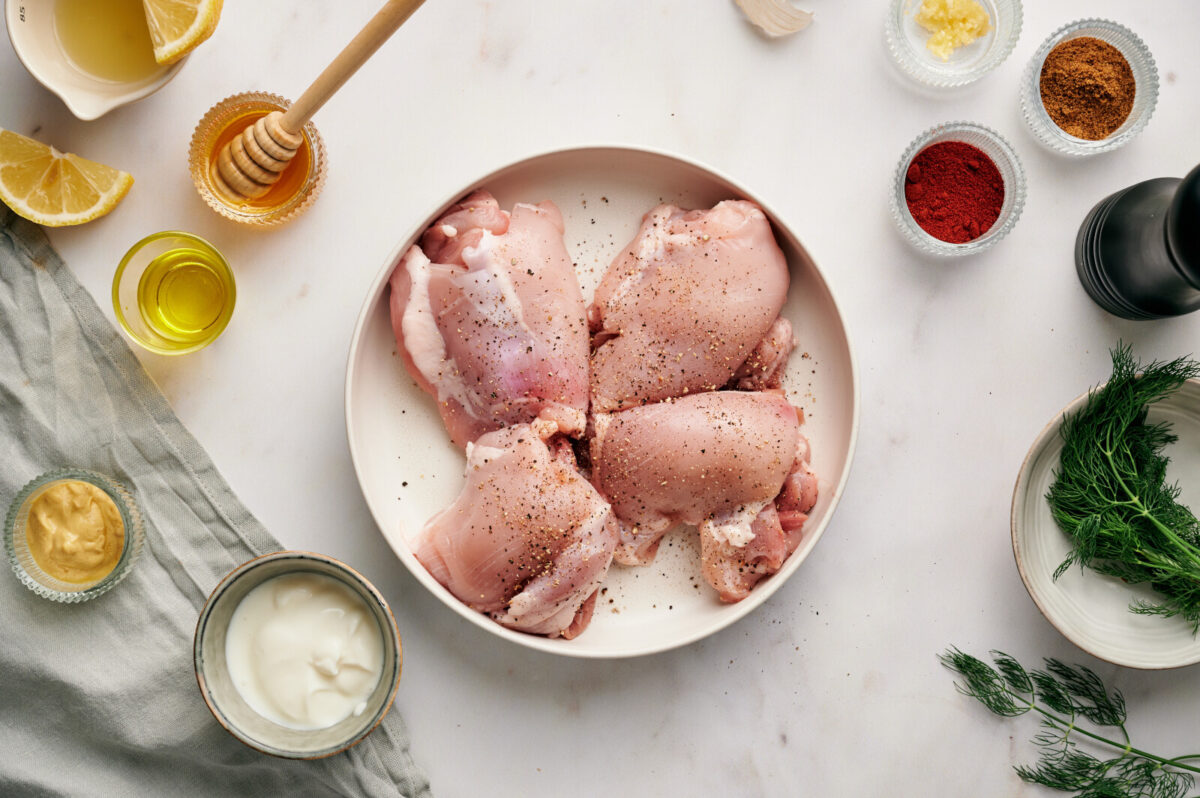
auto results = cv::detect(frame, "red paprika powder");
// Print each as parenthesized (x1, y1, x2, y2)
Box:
(904, 141, 1004, 244)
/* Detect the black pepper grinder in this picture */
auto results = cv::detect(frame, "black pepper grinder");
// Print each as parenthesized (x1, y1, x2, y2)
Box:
(1075, 161, 1200, 320)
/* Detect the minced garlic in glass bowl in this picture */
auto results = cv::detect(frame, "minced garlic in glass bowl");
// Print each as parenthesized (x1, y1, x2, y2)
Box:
(915, 0, 991, 61)
(885, 0, 1022, 88)
(5, 469, 144, 603)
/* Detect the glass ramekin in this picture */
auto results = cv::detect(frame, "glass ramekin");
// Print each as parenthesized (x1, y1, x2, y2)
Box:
(188, 91, 327, 227)
(891, 121, 1026, 257)
(885, 0, 1022, 88)
(112, 231, 236, 356)
(1020, 19, 1157, 157)
(5, 469, 144, 603)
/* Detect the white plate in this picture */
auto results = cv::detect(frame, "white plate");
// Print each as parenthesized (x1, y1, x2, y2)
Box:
(1012, 379, 1200, 669)
(345, 145, 859, 658)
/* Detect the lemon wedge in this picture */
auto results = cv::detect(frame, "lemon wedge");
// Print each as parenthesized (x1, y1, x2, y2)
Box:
(142, 0, 223, 65)
(0, 129, 134, 227)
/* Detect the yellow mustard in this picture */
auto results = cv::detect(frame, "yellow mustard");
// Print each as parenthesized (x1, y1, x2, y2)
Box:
(914, 0, 991, 61)
(25, 480, 125, 583)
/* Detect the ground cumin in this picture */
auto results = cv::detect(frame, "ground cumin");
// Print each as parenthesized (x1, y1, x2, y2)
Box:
(1039, 37, 1136, 141)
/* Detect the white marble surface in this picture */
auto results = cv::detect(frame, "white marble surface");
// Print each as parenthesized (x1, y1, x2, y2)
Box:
(5, 1, 1200, 795)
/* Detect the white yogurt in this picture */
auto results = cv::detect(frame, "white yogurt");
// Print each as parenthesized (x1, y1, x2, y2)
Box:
(225, 572, 384, 730)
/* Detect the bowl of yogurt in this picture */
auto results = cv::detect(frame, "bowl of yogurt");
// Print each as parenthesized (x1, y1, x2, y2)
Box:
(193, 551, 402, 759)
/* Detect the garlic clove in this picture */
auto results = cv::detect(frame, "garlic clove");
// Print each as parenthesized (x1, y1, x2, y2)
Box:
(734, 0, 814, 37)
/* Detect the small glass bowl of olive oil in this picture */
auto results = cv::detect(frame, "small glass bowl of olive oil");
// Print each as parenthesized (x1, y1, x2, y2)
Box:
(113, 232, 235, 355)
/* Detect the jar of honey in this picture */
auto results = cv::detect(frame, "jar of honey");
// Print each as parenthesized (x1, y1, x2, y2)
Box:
(189, 92, 327, 227)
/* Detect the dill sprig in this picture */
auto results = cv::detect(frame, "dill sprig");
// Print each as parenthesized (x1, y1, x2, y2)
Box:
(1047, 345, 1200, 632)
(941, 648, 1200, 797)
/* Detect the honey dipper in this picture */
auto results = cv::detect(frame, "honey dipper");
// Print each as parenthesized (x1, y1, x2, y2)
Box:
(214, 0, 426, 200)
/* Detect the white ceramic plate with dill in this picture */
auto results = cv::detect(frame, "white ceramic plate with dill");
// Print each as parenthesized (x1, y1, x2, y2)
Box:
(1011, 379, 1200, 669)
(345, 145, 859, 659)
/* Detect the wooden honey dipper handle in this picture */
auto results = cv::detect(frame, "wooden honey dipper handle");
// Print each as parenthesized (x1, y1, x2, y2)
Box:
(216, 0, 426, 201)
(281, 0, 426, 132)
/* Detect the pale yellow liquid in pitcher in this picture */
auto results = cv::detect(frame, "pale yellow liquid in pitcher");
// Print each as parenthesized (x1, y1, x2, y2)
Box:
(54, 0, 161, 83)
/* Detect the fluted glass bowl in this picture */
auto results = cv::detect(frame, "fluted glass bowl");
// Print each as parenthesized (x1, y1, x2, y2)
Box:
(5, 469, 144, 603)
(886, 0, 1022, 88)
(1021, 19, 1157, 156)
(188, 92, 327, 227)
(891, 121, 1026, 257)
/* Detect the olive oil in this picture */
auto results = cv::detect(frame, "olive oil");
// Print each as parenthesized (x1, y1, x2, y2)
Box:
(54, 0, 161, 83)
(136, 248, 233, 349)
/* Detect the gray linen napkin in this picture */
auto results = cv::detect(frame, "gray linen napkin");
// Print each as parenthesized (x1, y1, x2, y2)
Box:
(0, 208, 431, 798)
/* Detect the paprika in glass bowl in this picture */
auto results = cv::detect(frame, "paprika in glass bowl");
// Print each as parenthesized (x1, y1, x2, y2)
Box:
(891, 121, 1026, 257)
(1020, 19, 1157, 157)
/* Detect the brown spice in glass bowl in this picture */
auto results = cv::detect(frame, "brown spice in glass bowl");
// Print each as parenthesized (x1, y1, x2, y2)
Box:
(1039, 37, 1135, 140)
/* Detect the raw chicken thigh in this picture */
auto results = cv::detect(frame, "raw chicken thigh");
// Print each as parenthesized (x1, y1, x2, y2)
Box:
(731, 317, 796, 391)
(590, 390, 817, 602)
(397, 191, 819, 634)
(700, 430, 818, 602)
(389, 191, 590, 448)
(589, 200, 791, 413)
(416, 419, 619, 638)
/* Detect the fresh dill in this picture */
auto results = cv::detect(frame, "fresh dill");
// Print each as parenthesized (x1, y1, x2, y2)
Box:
(1046, 345, 1200, 632)
(941, 648, 1200, 797)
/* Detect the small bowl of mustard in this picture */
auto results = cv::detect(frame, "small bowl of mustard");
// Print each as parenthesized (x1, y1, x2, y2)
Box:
(4, 469, 143, 603)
